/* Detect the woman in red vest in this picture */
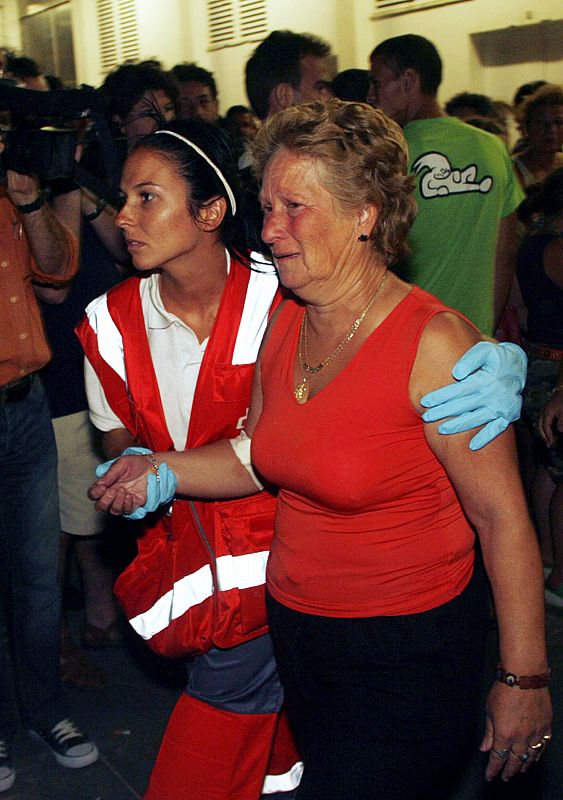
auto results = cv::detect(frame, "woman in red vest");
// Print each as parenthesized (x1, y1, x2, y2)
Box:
(77, 119, 301, 800)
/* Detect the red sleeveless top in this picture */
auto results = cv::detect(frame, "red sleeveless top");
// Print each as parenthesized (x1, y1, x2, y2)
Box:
(252, 286, 475, 617)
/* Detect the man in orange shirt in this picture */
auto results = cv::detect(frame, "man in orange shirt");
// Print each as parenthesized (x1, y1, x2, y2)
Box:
(0, 159, 98, 794)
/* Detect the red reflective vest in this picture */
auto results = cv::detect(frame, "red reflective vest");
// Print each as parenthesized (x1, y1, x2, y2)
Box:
(76, 255, 281, 656)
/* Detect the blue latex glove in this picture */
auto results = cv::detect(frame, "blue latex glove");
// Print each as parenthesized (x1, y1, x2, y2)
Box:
(420, 342, 527, 451)
(95, 446, 177, 520)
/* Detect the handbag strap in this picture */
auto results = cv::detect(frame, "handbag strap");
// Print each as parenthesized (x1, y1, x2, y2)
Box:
(188, 501, 217, 575)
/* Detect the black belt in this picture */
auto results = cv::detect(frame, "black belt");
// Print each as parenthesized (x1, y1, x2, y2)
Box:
(0, 374, 34, 404)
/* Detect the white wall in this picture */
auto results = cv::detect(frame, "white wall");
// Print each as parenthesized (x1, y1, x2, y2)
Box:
(355, 0, 563, 104)
(0, 0, 21, 52)
(170, 0, 563, 111)
(5, 0, 562, 113)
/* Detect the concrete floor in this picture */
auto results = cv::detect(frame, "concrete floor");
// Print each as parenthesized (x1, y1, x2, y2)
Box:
(3, 603, 562, 800)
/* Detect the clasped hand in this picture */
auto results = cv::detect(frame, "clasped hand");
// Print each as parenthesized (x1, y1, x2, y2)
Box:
(89, 447, 177, 520)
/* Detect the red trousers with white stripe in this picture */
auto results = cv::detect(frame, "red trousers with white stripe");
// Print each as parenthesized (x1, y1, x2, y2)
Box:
(144, 694, 300, 800)
(144, 635, 301, 800)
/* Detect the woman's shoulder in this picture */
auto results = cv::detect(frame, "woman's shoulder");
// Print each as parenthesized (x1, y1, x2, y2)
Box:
(406, 284, 474, 327)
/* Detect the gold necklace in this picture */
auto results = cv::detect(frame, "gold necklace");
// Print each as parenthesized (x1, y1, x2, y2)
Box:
(294, 270, 388, 403)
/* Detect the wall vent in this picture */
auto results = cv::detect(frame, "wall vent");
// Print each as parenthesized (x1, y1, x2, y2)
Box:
(208, 0, 267, 50)
(97, 0, 140, 74)
(373, 0, 473, 19)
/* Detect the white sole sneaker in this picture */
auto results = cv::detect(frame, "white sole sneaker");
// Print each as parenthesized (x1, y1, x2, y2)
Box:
(51, 740, 99, 769)
(0, 764, 15, 793)
(30, 723, 99, 769)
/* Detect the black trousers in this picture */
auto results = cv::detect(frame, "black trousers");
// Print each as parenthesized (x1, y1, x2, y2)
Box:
(267, 560, 489, 800)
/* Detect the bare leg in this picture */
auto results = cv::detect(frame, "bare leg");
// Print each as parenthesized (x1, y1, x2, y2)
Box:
(73, 537, 119, 630)
(58, 532, 107, 688)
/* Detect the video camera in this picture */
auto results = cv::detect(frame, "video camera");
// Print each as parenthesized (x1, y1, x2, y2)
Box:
(0, 80, 120, 206)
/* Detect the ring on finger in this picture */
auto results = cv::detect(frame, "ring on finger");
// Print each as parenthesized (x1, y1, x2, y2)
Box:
(528, 741, 545, 751)
(492, 748, 509, 759)
(542, 734, 552, 743)
(510, 749, 530, 763)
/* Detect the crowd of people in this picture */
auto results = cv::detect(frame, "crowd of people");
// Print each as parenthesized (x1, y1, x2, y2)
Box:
(0, 26, 560, 800)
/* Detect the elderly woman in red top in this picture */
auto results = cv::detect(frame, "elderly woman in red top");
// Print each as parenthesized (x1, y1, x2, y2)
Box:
(89, 101, 551, 800)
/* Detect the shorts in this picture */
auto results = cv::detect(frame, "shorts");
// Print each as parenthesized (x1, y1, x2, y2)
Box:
(522, 355, 563, 481)
(522, 355, 561, 430)
(52, 410, 107, 536)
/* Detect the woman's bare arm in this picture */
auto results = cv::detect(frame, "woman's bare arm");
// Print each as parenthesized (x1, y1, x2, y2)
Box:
(411, 312, 551, 782)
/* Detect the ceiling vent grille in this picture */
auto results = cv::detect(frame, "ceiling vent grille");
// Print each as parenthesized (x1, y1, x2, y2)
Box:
(97, 0, 140, 74)
(208, 0, 267, 50)
(373, 0, 472, 19)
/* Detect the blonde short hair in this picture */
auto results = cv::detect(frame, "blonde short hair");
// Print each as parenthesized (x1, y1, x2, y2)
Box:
(252, 99, 416, 265)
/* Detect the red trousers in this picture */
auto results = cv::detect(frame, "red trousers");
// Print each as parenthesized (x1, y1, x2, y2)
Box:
(144, 693, 301, 800)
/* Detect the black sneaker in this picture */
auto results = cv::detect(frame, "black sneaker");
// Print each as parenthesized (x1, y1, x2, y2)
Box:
(31, 719, 99, 768)
(0, 741, 15, 793)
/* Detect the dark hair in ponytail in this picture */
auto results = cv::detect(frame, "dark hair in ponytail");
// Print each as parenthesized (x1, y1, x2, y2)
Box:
(132, 119, 267, 260)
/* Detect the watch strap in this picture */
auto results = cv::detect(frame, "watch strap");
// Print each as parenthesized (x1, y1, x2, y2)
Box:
(16, 193, 45, 214)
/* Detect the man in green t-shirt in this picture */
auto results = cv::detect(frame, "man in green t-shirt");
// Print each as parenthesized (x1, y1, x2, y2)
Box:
(368, 35, 524, 335)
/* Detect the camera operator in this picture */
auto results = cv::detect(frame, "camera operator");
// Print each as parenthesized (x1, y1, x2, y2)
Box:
(0, 147, 98, 793)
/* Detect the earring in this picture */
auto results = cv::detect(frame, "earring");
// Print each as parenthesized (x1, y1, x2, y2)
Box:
(358, 234, 369, 242)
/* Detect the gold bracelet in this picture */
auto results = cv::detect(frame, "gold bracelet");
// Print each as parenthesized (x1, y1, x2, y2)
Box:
(146, 454, 160, 482)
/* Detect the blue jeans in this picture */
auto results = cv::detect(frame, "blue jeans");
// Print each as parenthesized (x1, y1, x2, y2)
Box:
(0, 375, 67, 738)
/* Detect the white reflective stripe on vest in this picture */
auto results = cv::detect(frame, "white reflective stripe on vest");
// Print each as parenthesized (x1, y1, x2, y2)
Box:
(129, 551, 269, 641)
(262, 761, 304, 794)
(215, 550, 269, 591)
(232, 261, 278, 365)
(84, 292, 127, 382)
(129, 563, 214, 640)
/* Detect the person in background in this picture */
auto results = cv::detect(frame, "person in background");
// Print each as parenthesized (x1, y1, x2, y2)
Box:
(369, 34, 524, 336)
(41, 198, 126, 690)
(0, 146, 97, 794)
(223, 104, 260, 169)
(514, 81, 548, 111)
(331, 68, 370, 103)
(513, 84, 563, 189)
(245, 30, 333, 122)
(513, 80, 548, 155)
(242, 30, 335, 249)
(88, 99, 551, 800)
(170, 63, 221, 124)
(539, 355, 563, 605)
(4, 54, 49, 91)
(44, 74, 65, 91)
(445, 90, 496, 121)
(517, 168, 563, 606)
(100, 63, 177, 149)
(224, 104, 259, 143)
(464, 114, 510, 149)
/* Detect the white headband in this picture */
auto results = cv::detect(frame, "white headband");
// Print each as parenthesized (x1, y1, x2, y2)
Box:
(154, 129, 237, 215)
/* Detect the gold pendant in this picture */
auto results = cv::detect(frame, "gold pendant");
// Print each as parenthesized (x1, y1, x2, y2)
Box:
(294, 381, 308, 403)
